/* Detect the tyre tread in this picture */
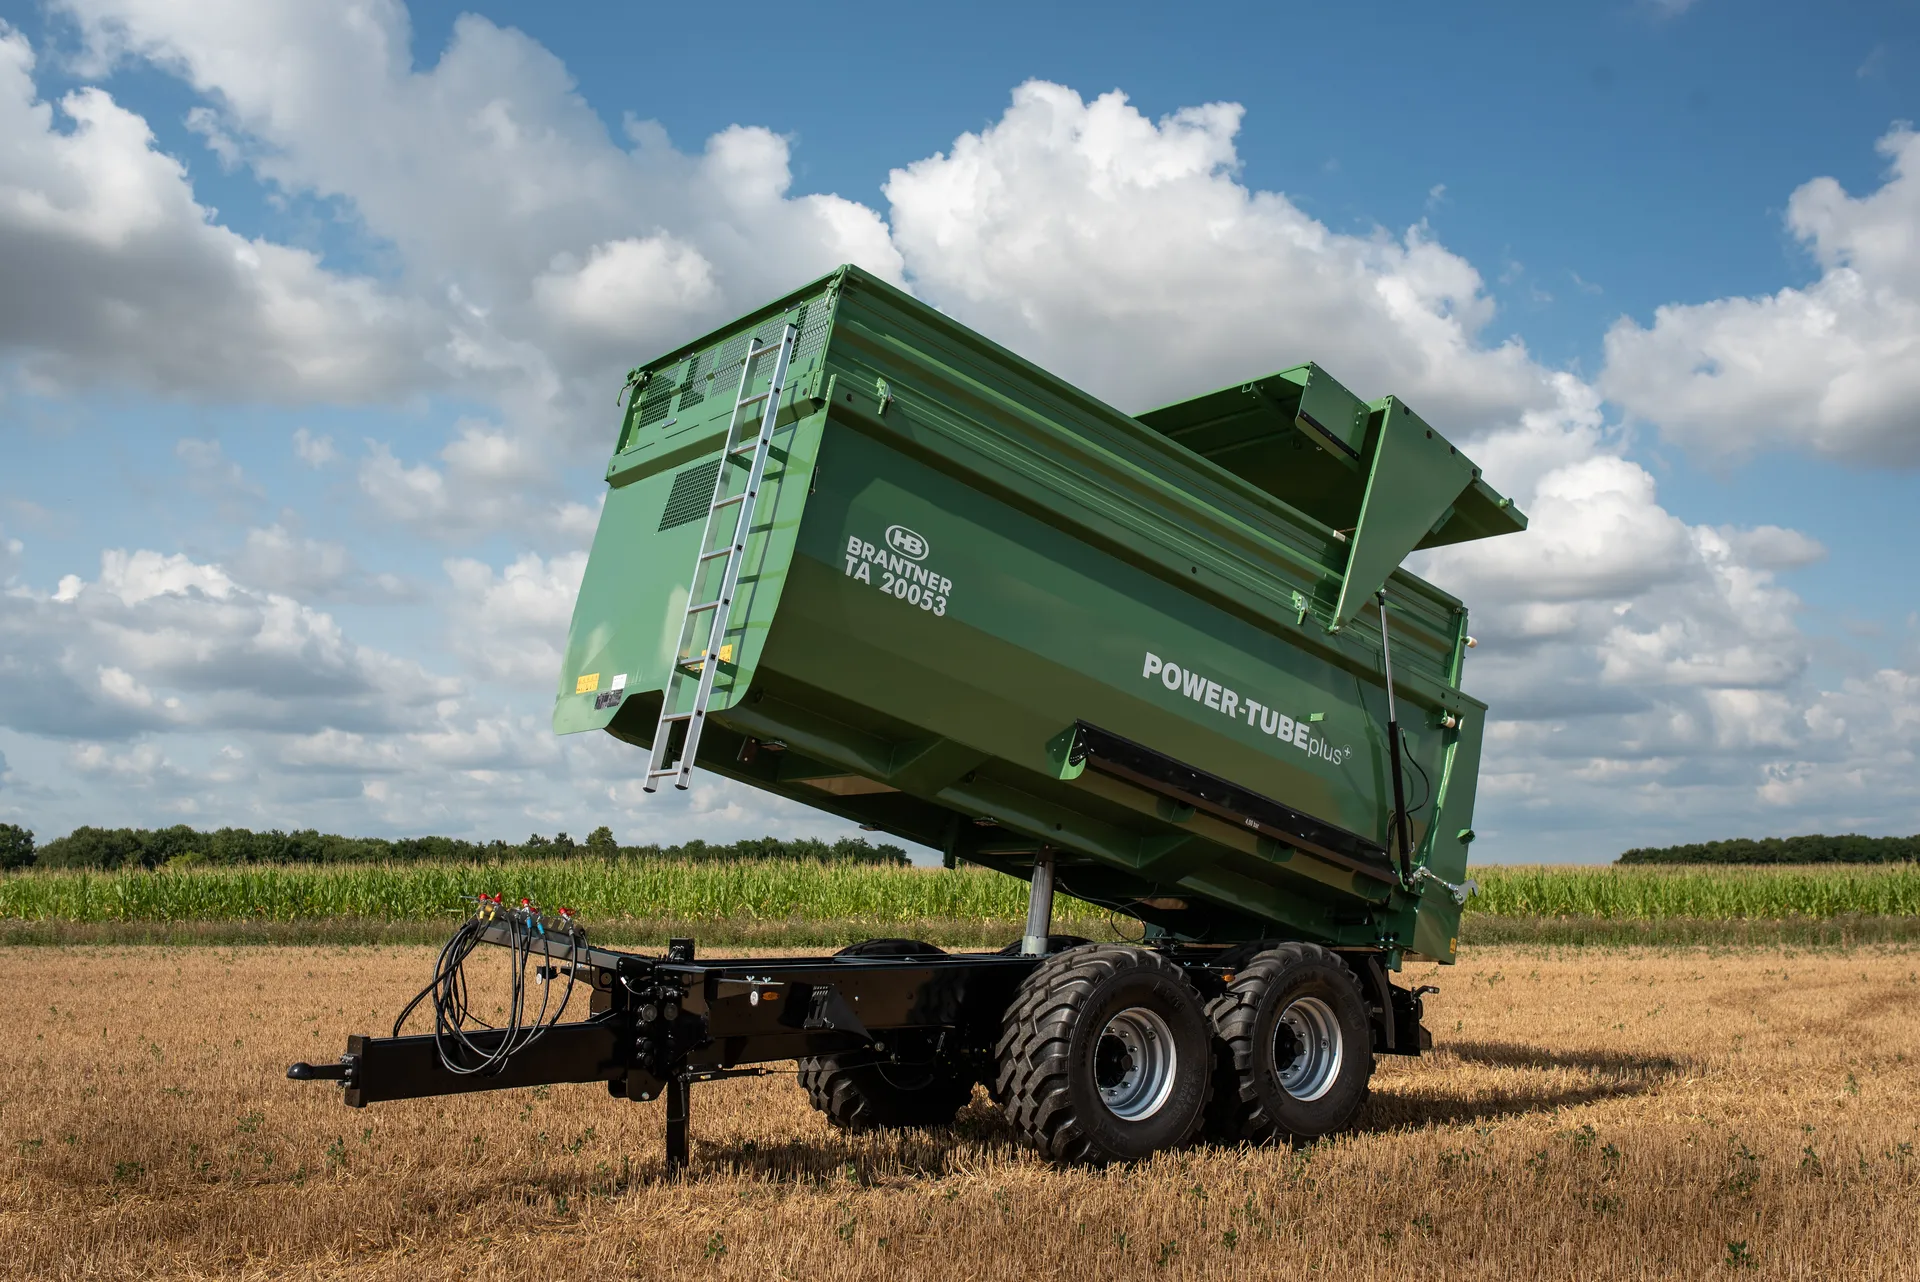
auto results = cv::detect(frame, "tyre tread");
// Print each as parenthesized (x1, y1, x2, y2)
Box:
(797, 1052, 974, 1131)
(994, 944, 1209, 1163)
(1203, 942, 1370, 1144)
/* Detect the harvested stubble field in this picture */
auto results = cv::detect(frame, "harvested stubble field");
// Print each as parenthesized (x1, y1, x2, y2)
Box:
(2, 944, 1916, 1280)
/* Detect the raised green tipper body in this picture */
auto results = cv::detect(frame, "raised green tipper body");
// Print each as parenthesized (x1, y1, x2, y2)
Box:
(555, 266, 1525, 964)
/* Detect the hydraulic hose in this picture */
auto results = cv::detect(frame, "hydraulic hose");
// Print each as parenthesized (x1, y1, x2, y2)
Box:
(1376, 589, 1415, 886)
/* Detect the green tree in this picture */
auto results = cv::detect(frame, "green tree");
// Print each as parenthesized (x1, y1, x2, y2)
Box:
(38, 826, 146, 869)
(586, 826, 619, 859)
(0, 824, 33, 870)
(1619, 833, 1920, 865)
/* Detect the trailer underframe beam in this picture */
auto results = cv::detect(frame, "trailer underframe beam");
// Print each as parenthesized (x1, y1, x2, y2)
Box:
(289, 929, 1431, 1169)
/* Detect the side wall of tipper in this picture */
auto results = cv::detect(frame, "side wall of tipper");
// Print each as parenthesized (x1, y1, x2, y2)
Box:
(555, 266, 1524, 963)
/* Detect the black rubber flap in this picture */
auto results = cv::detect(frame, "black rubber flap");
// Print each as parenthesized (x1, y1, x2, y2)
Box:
(1069, 721, 1397, 885)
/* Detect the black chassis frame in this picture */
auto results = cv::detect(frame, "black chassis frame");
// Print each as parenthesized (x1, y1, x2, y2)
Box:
(290, 923, 1432, 1167)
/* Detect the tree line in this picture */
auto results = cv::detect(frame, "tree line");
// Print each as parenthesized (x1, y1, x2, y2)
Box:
(0, 824, 907, 871)
(1616, 834, 1920, 865)
(7, 823, 1910, 871)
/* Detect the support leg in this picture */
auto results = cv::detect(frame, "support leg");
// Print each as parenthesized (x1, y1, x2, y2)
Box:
(665, 1075, 690, 1171)
(1021, 847, 1056, 956)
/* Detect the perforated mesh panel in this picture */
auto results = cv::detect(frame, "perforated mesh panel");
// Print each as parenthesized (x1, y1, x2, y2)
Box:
(792, 297, 832, 360)
(631, 288, 835, 440)
(712, 333, 749, 379)
(673, 350, 705, 413)
(657, 459, 721, 531)
(635, 369, 678, 430)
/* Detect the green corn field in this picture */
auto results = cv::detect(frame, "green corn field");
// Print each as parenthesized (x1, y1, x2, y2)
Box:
(0, 859, 1915, 925)
(1469, 863, 1920, 920)
(0, 859, 1083, 925)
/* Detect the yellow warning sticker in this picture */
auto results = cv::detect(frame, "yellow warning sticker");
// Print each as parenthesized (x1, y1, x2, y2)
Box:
(575, 673, 600, 694)
(688, 645, 735, 673)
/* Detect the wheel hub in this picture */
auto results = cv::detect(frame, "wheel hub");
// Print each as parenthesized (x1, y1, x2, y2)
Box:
(1273, 995, 1343, 1102)
(1094, 1006, 1177, 1121)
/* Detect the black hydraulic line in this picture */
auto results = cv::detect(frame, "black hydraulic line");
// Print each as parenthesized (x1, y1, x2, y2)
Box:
(1376, 589, 1415, 886)
(389, 901, 585, 1078)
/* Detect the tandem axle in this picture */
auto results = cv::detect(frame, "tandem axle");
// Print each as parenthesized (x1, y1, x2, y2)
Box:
(290, 905, 1433, 1167)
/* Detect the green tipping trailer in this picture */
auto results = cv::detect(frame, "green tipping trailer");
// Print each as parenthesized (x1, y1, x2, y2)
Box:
(556, 264, 1523, 964)
(291, 264, 1528, 1166)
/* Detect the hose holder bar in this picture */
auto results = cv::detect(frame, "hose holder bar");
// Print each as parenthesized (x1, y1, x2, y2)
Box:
(1376, 589, 1416, 887)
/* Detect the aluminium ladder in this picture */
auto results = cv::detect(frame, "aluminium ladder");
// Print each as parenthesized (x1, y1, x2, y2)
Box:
(643, 320, 799, 792)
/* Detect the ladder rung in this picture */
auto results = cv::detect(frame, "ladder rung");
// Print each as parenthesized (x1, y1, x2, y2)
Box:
(686, 599, 724, 612)
(711, 492, 746, 509)
(698, 547, 735, 562)
(736, 390, 772, 409)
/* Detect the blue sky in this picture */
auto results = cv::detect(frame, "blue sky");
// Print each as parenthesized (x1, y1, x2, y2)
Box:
(1, 0, 1916, 861)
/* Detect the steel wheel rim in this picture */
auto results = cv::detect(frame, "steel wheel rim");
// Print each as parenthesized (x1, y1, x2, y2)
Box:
(1094, 1006, 1177, 1121)
(1274, 995, 1343, 1102)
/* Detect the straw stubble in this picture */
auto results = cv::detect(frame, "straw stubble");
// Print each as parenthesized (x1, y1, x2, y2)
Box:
(0, 944, 1915, 1279)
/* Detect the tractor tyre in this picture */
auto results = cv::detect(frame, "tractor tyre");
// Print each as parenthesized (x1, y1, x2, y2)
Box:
(798, 1045, 977, 1132)
(994, 944, 1212, 1163)
(1202, 942, 1374, 1145)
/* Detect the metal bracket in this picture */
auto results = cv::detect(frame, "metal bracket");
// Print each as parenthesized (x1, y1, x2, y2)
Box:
(1413, 866, 1478, 906)
(802, 986, 870, 1038)
(617, 367, 647, 407)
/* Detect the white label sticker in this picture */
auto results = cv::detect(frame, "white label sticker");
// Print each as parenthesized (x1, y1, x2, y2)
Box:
(611, 673, 627, 691)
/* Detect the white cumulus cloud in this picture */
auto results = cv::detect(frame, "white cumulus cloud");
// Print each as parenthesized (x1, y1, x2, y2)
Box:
(885, 82, 1566, 429)
(444, 550, 587, 687)
(0, 22, 434, 401)
(1602, 125, 1920, 467)
(54, 0, 903, 427)
(0, 544, 457, 740)
(291, 428, 337, 468)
